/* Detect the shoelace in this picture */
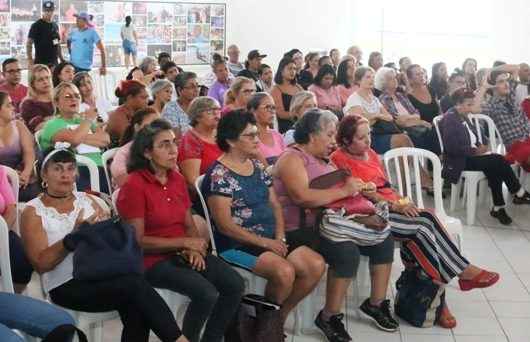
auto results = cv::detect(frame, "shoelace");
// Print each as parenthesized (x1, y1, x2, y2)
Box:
(380, 300, 398, 326)
(330, 313, 347, 330)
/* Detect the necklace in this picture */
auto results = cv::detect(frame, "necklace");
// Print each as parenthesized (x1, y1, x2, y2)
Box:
(45, 190, 71, 199)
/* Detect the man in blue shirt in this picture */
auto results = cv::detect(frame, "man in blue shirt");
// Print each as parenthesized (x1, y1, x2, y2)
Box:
(67, 12, 106, 75)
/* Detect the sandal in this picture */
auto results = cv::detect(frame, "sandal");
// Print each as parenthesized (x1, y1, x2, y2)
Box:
(437, 305, 457, 329)
(459, 270, 500, 291)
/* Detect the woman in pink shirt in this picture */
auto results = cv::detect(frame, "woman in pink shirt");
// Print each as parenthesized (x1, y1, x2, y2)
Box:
(247, 93, 286, 166)
(308, 64, 342, 116)
(336, 56, 359, 107)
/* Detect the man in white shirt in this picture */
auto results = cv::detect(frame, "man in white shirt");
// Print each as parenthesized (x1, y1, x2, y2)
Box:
(226, 44, 244, 76)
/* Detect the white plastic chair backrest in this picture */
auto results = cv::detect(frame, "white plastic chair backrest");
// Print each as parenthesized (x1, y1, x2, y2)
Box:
(384, 147, 446, 217)
(76, 155, 100, 193)
(467, 114, 504, 154)
(101, 148, 118, 194)
(432, 115, 444, 154)
(0, 216, 15, 293)
(4, 166, 20, 234)
(195, 175, 217, 256)
(34, 129, 43, 151)
(111, 188, 120, 214)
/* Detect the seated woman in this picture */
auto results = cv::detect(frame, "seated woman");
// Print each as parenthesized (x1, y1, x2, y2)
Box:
(375, 67, 439, 154)
(308, 64, 343, 116)
(0, 166, 33, 294)
(0, 292, 76, 341)
(21, 145, 187, 342)
(283, 91, 317, 146)
(52, 62, 75, 87)
(72, 72, 113, 123)
(118, 119, 243, 342)
(298, 52, 319, 90)
(429, 62, 449, 101)
(162, 72, 200, 134)
(407, 64, 441, 124)
(247, 93, 286, 166)
(330, 114, 501, 328)
(270, 57, 303, 133)
(203, 110, 325, 331)
(20, 64, 54, 133)
(110, 108, 160, 188)
(149, 79, 174, 114)
(336, 57, 358, 107)
(178, 96, 222, 192)
(441, 89, 530, 225)
(274, 109, 397, 339)
(38, 82, 110, 193)
(107, 80, 149, 147)
(0, 92, 40, 201)
(207, 56, 232, 105)
(221, 76, 256, 116)
(345, 66, 434, 191)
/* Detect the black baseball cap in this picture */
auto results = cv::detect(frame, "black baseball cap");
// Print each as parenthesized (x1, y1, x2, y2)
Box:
(43, 1, 55, 11)
(248, 50, 267, 60)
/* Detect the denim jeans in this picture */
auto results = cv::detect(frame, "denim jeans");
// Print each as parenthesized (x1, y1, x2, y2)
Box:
(0, 292, 75, 341)
(145, 254, 244, 342)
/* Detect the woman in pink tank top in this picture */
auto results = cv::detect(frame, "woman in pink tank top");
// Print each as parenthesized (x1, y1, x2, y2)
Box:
(274, 109, 398, 338)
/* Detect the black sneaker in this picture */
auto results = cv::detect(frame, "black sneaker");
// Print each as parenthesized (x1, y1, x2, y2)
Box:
(514, 191, 530, 204)
(315, 310, 352, 342)
(490, 208, 512, 225)
(359, 299, 399, 332)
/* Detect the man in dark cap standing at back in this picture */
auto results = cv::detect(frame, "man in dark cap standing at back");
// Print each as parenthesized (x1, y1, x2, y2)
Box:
(26, 1, 63, 69)
(237, 50, 267, 91)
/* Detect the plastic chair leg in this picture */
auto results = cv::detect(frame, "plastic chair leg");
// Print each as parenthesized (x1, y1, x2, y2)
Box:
(466, 178, 479, 225)
(450, 182, 460, 211)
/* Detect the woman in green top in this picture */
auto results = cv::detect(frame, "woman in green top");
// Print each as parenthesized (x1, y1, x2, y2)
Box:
(39, 82, 111, 193)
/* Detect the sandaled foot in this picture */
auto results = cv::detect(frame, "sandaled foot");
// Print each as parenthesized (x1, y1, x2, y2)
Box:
(437, 305, 457, 329)
(459, 270, 500, 291)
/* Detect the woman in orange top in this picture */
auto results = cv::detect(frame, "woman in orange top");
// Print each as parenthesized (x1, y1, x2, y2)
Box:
(330, 115, 500, 329)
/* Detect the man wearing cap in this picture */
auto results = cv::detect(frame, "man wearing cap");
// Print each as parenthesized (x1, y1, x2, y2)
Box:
(27, 1, 63, 68)
(67, 11, 106, 75)
(237, 50, 266, 92)
(482, 64, 530, 171)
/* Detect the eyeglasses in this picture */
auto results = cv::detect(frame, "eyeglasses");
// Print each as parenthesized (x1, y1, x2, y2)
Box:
(64, 93, 81, 100)
(204, 107, 221, 114)
(260, 105, 276, 112)
(5, 69, 22, 74)
(240, 132, 259, 140)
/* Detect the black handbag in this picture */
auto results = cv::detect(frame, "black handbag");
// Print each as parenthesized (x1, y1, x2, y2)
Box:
(42, 324, 88, 342)
(72, 218, 143, 281)
(225, 294, 283, 342)
(394, 268, 445, 327)
(372, 120, 402, 135)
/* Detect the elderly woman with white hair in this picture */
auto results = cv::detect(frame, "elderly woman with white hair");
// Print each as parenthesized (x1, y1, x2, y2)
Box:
(283, 90, 317, 146)
(376, 67, 439, 154)
(149, 79, 174, 114)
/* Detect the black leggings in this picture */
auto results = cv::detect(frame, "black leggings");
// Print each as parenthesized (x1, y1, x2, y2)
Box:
(49, 275, 182, 342)
(8, 231, 33, 285)
(465, 154, 521, 206)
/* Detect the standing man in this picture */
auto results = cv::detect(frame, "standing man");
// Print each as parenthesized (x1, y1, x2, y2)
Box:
(237, 50, 266, 92)
(67, 12, 106, 75)
(226, 44, 244, 76)
(0, 58, 28, 114)
(27, 1, 63, 69)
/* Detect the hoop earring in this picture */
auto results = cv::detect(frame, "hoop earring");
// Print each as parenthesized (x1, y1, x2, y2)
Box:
(41, 181, 48, 189)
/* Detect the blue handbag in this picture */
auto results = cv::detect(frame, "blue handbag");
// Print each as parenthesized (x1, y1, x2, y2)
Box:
(72, 218, 143, 281)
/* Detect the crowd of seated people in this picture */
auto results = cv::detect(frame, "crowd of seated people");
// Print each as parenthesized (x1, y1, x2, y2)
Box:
(3, 42, 530, 342)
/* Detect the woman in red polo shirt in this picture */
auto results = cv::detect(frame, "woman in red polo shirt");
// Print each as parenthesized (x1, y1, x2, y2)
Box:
(178, 96, 223, 192)
(117, 119, 244, 342)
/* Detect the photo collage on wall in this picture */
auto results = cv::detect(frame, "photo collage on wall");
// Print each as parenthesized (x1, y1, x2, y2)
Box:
(0, 1, 226, 67)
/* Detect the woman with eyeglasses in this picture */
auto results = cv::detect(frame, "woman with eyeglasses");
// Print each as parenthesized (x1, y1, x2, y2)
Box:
(162, 72, 200, 134)
(38, 82, 111, 193)
(202, 111, 325, 336)
(221, 76, 256, 116)
(178, 96, 223, 193)
(247, 93, 286, 166)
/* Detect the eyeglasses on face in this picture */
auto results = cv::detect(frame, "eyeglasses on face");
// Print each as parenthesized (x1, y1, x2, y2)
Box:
(63, 93, 81, 100)
(204, 107, 221, 114)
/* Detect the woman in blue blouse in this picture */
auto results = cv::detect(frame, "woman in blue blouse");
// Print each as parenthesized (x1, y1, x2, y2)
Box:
(202, 110, 325, 330)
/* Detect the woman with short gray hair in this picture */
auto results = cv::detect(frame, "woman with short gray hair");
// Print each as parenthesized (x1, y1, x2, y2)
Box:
(283, 91, 317, 146)
(149, 79, 173, 114)
(177, 96, 223, 191)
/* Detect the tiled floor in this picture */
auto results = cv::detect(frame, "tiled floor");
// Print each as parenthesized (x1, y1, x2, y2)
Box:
(25, 195, 530, 341)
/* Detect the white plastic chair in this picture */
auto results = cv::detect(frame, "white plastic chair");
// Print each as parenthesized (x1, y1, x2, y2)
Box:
(3, 166, 21, 234)
(433, 115, 487, 225)
(194, 175, 317, 335)
(101, 148, 119, 195)
(111, 188, 190, 322)
(34, 129, 43, 151)
(76, 155, 100, 193)
(384, 147, 463, 250)
(0, 216, 14, 293)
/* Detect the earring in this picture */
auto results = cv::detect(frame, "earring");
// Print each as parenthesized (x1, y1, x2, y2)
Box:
(41, 180, 48, 189)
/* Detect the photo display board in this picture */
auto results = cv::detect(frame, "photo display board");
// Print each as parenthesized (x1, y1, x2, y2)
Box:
(0, 0, 226, 67)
